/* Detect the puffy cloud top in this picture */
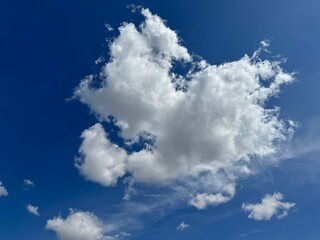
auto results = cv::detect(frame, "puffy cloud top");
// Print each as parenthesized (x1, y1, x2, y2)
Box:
(46, 210, 108, 240)
(74, 8, 294, 207)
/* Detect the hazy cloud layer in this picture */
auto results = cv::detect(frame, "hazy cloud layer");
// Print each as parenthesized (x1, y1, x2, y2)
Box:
(74, 8, 294, 208)
(242, 192, 295, 220)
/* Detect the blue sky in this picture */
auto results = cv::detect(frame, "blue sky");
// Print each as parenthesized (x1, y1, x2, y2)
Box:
(0, 0, 320, 239)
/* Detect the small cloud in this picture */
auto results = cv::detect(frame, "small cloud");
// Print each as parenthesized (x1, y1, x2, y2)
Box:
(104, 23, 114, 32)
(23, 179, 34, 190)
(242, 192, 295, 220)
(0, 181, 8, 197)
(177, 221, 190, 231)
(26, 204, 40, 216)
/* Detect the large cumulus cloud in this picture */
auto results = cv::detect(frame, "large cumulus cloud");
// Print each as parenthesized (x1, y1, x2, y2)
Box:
(74, 8, 294, 209)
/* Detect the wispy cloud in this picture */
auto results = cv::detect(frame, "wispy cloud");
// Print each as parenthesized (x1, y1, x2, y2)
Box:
(177, 221, 190, 231)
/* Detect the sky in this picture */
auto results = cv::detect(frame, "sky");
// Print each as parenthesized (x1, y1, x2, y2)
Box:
(0, 0, 320, 239)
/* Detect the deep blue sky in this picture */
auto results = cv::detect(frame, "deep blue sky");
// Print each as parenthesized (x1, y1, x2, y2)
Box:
(0, 0, 320, 239)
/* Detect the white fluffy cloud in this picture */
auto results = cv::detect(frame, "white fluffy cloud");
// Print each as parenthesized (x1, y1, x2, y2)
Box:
(189, 193, 232, 210)
(242, 192, 295, 220)
(189, 182, 236, 209)
(26, 204, 40, 216)
(74, 8, 294, 207)
(46, 210, 110, 240)
(0, 181, 8, 197)
(177, 221, 190, 231)
(75, 123, 127, 187)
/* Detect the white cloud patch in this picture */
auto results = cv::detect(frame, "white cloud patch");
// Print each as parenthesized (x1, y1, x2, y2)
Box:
(0, 181, 8, 197)
(46, 209, 112, 240)
(242, 192, 295, 220)
(26, 204, 40, 216)
(177, 221, 190, 231)
(74, 8, 295, 208)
